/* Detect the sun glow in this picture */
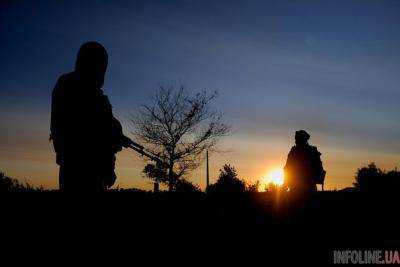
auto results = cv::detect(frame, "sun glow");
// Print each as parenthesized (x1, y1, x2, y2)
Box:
(269, 168, 284, 186)
(258, 168, 285, 191)
(263, 168, 284, 187)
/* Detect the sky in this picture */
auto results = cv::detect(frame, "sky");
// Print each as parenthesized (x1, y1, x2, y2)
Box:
(1, 0, 399, 190)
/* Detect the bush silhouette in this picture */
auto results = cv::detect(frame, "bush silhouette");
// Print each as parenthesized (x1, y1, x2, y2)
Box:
(208, 164, 246, 193)
(354, 163, 400, 192)
(0, 171, 42, 192)
(174, 179, 201, 193)
(246, 180, 260, 193)
(143, 163, 201, 192)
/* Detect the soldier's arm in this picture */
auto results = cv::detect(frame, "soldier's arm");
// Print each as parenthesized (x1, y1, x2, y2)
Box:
(284, 147, 295, 170)
(100, 93, 132, 150)
(111, 115, 133, 148)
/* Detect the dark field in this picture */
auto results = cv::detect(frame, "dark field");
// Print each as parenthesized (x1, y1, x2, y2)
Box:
(3, 190, 399, 263)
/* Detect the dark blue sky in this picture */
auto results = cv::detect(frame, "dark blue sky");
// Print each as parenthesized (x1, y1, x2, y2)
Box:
(1, 0, 399, 189)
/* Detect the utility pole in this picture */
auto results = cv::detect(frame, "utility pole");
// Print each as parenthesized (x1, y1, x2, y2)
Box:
(206, 150, 210, 191)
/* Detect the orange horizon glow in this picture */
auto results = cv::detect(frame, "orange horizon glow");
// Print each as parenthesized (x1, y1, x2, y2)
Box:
(259, 168, 285, 191)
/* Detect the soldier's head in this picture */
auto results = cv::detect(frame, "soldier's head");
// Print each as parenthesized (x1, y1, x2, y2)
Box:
(75, 41, 108, 88)
(295, 130, 310, 146)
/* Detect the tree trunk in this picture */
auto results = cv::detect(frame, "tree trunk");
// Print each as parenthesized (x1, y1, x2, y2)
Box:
(168, 161, 174, 192)
(153, 182, 159, 193)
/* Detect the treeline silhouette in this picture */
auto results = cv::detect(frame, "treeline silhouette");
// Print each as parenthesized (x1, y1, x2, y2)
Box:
(0, 172, 43, 192)
(207, 164, 259, 193)
(354, 162, 400, 192)
(1, 162, 399, 193)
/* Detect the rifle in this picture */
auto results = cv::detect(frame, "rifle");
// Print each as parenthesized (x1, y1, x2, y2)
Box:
(127, 140, 168, 168)
(127, 141, 169, 192)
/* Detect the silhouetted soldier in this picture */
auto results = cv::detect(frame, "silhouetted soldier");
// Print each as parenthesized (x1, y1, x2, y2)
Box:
(50, 42, 132, 191)
(284, 130, 325, 195)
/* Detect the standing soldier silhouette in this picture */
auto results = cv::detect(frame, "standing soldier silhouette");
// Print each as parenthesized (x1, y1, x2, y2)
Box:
(50, 42, 133, 191)
(284, 130, 325, 195)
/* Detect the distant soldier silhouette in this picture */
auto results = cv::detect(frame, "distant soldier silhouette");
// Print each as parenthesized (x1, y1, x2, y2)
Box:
(284, 130, 325, 194)
(50, 42, 133, 191)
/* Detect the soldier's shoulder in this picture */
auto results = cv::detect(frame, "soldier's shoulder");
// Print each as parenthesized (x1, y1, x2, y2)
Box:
(54, 72, 78, 95)
(57, 72, 75, 83)
(308, 145, 321, 155)
(54, 72, 76, 90)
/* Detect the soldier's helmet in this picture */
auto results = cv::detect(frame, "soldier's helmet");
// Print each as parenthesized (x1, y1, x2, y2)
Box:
(295, 130, 310, 145)
(75, 42, 108, 87)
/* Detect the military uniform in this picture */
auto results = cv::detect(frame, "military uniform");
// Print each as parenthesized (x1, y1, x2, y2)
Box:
(51, 71, 126, 191)
(284, 129, 325, 195)
(284, 144, 323, 193)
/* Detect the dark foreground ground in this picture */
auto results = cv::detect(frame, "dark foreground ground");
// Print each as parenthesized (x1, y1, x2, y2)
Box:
(2, 191, 399, 264)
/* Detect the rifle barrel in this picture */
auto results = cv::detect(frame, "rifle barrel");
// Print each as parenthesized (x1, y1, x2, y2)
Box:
(128, 144, 164, 165)
(130, 140, 144, 150)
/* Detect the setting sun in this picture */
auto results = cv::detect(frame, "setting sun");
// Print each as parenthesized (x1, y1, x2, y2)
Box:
(268, 168, 284, 186)
(258, 168, 285, 191)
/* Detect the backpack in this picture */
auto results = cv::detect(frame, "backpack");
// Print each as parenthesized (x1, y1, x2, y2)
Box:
(309, 146, 326, 185)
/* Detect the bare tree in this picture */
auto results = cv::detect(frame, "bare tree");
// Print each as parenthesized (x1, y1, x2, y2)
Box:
(130, 86, 231, 191)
